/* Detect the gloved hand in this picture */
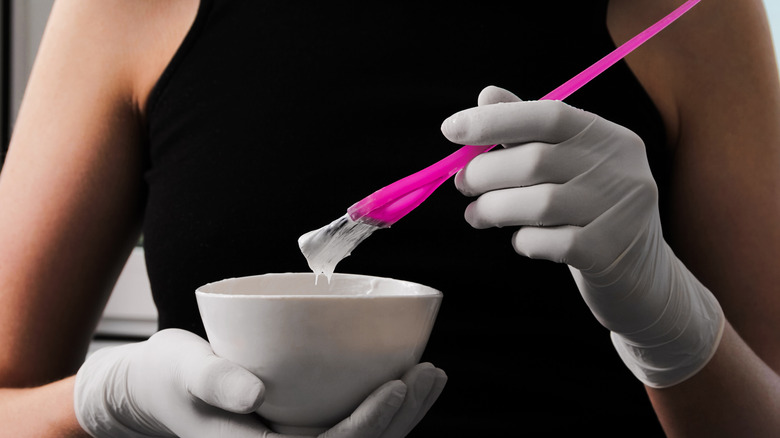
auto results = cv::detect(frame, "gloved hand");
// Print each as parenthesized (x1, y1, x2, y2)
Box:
(74, 328, 446, 437)
(441, 85, 724, 388)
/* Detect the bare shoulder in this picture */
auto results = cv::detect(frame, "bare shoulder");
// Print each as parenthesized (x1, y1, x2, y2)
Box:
(607, 0, 779, 147)
(42, 0, 199, 114)
(0, 0, 198, 384)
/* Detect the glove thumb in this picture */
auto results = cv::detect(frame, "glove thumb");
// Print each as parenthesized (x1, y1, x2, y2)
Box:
(185, 354, 265, 414)
(163, 330, 265, 414)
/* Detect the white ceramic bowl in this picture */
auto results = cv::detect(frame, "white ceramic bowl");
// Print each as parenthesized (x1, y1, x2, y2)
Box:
(195, 272, 442, 434)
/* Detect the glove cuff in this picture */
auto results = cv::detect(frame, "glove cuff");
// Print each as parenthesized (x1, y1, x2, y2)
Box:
(609, 264, 725, 388)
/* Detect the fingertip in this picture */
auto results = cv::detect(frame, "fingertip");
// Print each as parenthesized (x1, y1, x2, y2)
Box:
(233, 370, 265, 413)
(511, 227, 532, 258)
(463, 200, 493, 230)
(432, 369, 447, 395)
(511, 225, 582, 266)
(440, 110, 466, 143)
(413, 362, 435, 371)
(414, 363, 447, 390)
(421, 368, 447, 412)
(453, 170, 473, 197)
(386, 379, 408, 407)
(454, 159, 487, 198)
(432, 366, 447, 385)
(478, 85, 522, 106)
(223, 367, 265, 413)
(400, 362, 447, 404)
(389, 364, 448, 437)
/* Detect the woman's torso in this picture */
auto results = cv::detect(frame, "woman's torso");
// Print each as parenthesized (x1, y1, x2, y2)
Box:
(142, 1, 669, 435)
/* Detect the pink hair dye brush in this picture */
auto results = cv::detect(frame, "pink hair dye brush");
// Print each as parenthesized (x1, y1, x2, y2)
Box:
(299, 0, 701, 281)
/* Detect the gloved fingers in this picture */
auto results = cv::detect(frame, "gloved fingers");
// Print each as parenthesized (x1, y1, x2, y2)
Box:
(319, 380, 407, 438)
(168, 401, 300, 438)
(454, 125, 618, 197)
(378, 363, 447, 438)
(477, 85, 523, 106)
(441, 99, 597, 147)
(511, 225, 592, 269)
(510, 191, 655, 271)
(148, 329, 265, 414)
(454, 142, 561, 196)
(463, 183, 608, 230)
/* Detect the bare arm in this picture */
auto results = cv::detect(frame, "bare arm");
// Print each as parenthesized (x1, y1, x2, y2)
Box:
(0, 0, 196, 435)
(608, 0, 780, 435)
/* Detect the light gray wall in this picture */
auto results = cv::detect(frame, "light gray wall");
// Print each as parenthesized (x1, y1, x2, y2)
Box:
(766, 0, 780, 70)
(10, 0, 54, 128)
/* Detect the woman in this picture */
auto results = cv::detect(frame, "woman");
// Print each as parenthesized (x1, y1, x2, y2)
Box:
(0, 0, 778, 436)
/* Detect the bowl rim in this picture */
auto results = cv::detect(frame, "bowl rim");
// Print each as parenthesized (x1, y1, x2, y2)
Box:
(195, 272, 443, 299)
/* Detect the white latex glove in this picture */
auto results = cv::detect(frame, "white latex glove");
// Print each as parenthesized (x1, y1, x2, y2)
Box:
(441, 86, 724, 388)
(74, 328, 446, 438)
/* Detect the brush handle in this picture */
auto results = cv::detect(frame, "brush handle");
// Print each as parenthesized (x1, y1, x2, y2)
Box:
(349, 0, 701, 226)
(543, 0, 701, 101)
(348, 144, 495, 224)
(427, 0, 703, 183)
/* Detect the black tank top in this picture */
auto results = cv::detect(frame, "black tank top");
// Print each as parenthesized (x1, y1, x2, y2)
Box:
(143, 1, 668, 435)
